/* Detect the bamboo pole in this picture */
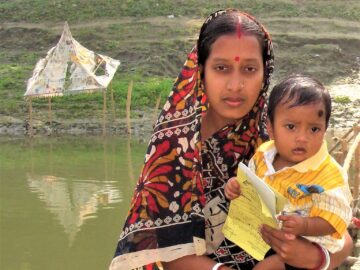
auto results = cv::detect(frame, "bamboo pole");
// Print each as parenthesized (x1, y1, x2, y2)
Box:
(30, 138, 34, 175)
(127, 137, 135, 183)
(330, 121, 360, 153)
(353, 126, 360, 201)
(334, 151, 342, 164)
(341, 139, 348, 165)
(28, 98, 33, 137)
(48, 96, 52, 125)
(153, 95, 161, 126)
(343, 133, 360, 172)
(102, 89, 107, 137)
(126, 80, 133, 135)
(110, 82, 115, 123)
(103, 139, 108, 182)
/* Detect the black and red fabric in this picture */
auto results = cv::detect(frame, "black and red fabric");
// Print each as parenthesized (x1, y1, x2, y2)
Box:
(110, 9, 274, 270)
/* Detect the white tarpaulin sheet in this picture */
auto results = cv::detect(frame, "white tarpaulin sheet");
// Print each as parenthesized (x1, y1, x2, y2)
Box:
(25, 22, 120, 98)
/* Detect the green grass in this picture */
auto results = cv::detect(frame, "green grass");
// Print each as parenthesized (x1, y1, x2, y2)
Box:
(333, 96, 352, 104)
(1, 0, 359, 23)
(0, 62, 173, 119)
(1, 0, 359, 124)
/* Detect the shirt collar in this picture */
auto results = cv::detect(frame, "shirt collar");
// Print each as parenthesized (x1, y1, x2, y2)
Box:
(258, 140, 328, 173)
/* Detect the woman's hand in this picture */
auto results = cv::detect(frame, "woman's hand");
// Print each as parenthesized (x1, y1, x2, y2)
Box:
(260, 225, 353, 269)
(224, 177, 241, 200)
(260, 224, 321, 269)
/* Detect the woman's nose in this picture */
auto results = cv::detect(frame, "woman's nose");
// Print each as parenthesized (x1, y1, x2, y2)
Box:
(227, 74, 244, 92)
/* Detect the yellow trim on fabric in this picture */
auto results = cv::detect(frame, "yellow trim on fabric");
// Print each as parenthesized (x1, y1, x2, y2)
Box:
(257, 140, 274, 152)
(309, 206, 346, 238)
(292, 141, 328, 172)
(257, 140, 328, 173)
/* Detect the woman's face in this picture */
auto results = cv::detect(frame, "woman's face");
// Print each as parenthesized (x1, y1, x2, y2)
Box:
(203, 34, 264, 129)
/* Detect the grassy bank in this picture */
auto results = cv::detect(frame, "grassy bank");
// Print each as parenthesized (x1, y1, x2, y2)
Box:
(1, 0, 359, 22)
(0, 0, 359, 126)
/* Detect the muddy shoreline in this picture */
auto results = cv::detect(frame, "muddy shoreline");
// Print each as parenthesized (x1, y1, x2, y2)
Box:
(1, 99, 359, 138)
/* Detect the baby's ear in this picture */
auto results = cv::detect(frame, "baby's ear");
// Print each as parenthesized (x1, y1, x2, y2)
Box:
(267, 119, 274, 139)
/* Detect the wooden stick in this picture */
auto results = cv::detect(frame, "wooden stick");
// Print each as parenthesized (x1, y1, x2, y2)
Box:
(126, 80, 133, 135)
(110, 83, 115, 122)
(343, 133, 360, 172)
(341, 139, 348, 165)
(334, 151, 342, 164)
(153, 95, 161, 126)
(102, 89, 107, 137)
(48, 96, 52, 124)
(103, 139, 108, 182)
(353, 126, 360, 201)
(330, 121, 360, 153)
(127, 137, 135, 182)
(28, 98, 33, 137)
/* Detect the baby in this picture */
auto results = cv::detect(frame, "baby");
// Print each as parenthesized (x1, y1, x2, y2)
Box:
(224, 74, 352, 270)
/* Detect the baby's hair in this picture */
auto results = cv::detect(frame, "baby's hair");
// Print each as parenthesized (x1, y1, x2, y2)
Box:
(268, 74, 332, 128)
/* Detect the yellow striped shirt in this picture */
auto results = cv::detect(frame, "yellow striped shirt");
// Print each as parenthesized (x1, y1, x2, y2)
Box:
(249, 140, 352, 252)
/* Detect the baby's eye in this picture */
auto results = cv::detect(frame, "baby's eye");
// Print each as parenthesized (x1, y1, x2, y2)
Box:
(285, 124, 295, 130)
(311, 127, 320, 133)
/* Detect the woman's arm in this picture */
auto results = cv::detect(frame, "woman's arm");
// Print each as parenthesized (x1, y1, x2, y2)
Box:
(162, 255, 231, 270)
(260, 225, 353, 269)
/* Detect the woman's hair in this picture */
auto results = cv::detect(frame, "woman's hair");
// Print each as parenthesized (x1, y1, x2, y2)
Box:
(197, 9, 267, 69)
(267, 74, 332, 128)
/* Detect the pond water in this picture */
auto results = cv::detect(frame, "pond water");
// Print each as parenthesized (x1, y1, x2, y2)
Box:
(0, 136, 147, 270)
(0, 134, 356, 270)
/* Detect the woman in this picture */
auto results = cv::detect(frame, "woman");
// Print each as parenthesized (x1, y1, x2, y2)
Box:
(110, 9, 352, 270)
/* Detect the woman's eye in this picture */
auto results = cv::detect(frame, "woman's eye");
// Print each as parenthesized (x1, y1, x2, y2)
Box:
(215, 65, 227, 71)
(286, 124, 295, 130)
(244, 66, 257, 73)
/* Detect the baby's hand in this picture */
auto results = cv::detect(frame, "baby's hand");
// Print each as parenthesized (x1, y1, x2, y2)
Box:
(278, 214, 308, 236)
(224, 177, 241, 200)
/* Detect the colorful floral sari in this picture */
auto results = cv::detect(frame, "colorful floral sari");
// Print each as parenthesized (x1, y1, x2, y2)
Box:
(110, 10, 274, 270)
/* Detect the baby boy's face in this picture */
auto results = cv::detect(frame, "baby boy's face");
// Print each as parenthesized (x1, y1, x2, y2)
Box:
(268, 100, 327, 167)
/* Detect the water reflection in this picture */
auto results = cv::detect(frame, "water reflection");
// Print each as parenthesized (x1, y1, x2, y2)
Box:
(27, 174, 122, 245)
(0, 136, 147, 270)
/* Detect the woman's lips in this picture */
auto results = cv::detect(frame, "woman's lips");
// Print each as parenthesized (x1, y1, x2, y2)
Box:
(223, 97, 245, 107)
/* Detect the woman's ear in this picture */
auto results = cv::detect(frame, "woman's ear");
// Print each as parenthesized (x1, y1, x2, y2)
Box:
(267, 119, 274, 140)
(199, 65, 204, 78)
(199, 65, 205, 90)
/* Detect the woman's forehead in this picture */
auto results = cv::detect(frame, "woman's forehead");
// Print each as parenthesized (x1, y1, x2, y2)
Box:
(208, 34, 263, 61)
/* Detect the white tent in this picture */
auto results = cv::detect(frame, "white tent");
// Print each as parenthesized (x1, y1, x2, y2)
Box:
(25, 22, 120, 98)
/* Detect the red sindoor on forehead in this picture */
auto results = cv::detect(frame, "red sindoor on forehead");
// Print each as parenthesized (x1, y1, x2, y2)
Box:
(235, 16, 242, 62)
(236, 16, 242, 39)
